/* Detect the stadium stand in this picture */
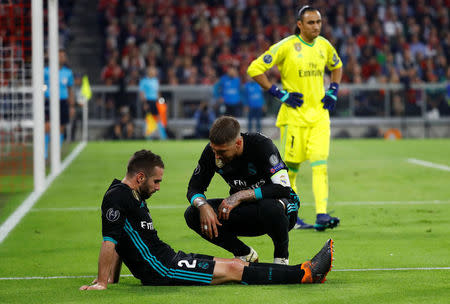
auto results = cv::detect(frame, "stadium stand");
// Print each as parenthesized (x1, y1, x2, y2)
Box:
(94, 0, 449, 120)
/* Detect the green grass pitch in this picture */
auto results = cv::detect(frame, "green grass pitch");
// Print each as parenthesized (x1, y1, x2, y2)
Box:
(0, 139, 449, 304)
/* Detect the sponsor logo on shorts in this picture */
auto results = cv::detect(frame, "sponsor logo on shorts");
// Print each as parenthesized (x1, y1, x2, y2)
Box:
(198, 262, 210, 269)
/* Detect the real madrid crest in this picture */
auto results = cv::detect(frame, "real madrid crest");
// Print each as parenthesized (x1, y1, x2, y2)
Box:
(132, 189, 141, 202)
(215, 158, 224, 168)
(294, 43, 302, 52)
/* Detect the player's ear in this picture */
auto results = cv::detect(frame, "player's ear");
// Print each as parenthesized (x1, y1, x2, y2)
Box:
(136, 172, 145, 184)
(236, 136, 243, 148)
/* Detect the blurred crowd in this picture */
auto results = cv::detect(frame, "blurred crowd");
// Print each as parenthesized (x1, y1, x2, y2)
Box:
(96, 0, 450, 119)
(0, 0, 74, 86)
(98, 0, 449, 86)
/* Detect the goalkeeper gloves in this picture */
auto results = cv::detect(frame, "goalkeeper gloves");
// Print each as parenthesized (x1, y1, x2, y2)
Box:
(322, 82, 339, 111)
(268, 85, 303, 108)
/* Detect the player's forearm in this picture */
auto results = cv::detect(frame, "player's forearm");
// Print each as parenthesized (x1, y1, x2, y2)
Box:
(96, 241, 117, 287)
(330, 67, 342, 84)
(227, 189, 256, 206)
(251, 74, 272, 91)
(109, 251, 122, 283)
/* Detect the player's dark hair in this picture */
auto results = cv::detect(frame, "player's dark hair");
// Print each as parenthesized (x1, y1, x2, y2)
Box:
(295, 5, 320, 35)
(209, 116, 240, 145)
(127, 150, 164, 177)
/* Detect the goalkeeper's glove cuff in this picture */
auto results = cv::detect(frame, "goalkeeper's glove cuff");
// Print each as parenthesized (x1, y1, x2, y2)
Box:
(268, 85, 285, 100)
(268, 85, 303, 108)
(327, 82, 339, 99)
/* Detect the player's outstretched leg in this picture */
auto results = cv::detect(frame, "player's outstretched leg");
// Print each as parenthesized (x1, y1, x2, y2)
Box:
(301, 239, 334, 283)
(314, 214, 340, 231)
(237, 239, 334, 285)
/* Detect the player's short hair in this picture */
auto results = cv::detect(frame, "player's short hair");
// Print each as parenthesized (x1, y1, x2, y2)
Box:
(127, 150, 164, 177)
(209, 116, 240, 145)
(295, 5, 320, 34)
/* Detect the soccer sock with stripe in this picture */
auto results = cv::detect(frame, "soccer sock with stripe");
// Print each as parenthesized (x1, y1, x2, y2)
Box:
(286, 162, 300, 194)
(241, 263, 304, 285)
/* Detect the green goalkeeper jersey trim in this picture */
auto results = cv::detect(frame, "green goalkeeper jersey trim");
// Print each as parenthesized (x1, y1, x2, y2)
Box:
(247, 35, 343, 126)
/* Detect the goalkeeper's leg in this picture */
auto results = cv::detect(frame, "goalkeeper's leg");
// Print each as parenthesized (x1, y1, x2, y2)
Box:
(311, 160, 328, 214)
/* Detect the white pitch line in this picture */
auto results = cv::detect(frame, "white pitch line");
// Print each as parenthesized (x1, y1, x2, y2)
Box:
(334, 267, 450, 272)
(31, 205, 184, 212)
(407, 158, 450, 172)
(0, 274, 133, 281)
(0, 141, 87, 243)
(2, 267, 450, 280)
(30, 200, 450, 213)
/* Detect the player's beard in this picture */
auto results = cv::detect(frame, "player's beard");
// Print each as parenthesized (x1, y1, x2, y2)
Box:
(138, 184, 152, 200)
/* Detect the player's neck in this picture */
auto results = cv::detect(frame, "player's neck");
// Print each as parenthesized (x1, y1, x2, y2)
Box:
(122, 176, 137, 190)
(238, 138, 244, 156)
(299, 33, 315, 44)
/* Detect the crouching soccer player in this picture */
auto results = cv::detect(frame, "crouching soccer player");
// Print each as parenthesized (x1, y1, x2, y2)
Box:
(80, 150, 334, 290)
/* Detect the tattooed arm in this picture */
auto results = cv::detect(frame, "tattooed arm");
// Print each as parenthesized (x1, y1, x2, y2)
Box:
(218, 189, 256, 220)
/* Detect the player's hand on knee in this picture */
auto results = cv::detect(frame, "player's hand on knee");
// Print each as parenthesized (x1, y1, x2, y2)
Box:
(218, 199, 237, 221)
(199, 204, 222, 239)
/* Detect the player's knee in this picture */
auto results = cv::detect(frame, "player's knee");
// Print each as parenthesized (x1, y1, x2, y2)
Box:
(227, 259, 245, 275)
(184, 206, 199, 229)
(260, 201, 289, 232)
(261, 200, 285, 219)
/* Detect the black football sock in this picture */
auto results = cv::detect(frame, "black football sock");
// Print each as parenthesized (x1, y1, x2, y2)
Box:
(241, 264, 304, 285)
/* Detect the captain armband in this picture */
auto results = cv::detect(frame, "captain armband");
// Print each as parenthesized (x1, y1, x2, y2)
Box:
(270, 169, 291, 187)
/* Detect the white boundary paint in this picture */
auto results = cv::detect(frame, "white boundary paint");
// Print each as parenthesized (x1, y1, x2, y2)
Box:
(1, 267, 449, 280)
(29, 200, 450, 213)
(334, 267, 450, 272)
(0, 141, 87, 243)
(407, 158, 450, 172)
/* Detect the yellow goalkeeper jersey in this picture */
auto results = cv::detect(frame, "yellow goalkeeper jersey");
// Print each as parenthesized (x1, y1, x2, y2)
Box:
(247, 34, 342, 126)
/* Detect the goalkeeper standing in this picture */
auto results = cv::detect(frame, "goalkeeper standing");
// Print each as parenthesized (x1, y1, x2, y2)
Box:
(247, 6, 342, 231)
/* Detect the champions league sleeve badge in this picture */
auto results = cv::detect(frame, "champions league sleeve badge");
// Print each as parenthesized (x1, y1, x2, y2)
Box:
(269, 154, 279, 166)
(106, 208, 120, 222)
(263, 54, 273, 64)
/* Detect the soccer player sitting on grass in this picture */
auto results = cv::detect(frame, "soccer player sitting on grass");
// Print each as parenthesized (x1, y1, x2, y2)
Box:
(80, 150, 334, 289)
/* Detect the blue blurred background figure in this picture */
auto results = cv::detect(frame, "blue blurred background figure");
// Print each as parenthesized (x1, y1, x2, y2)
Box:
(242, 75, 265, 133)
(214, 65, 241, 117)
